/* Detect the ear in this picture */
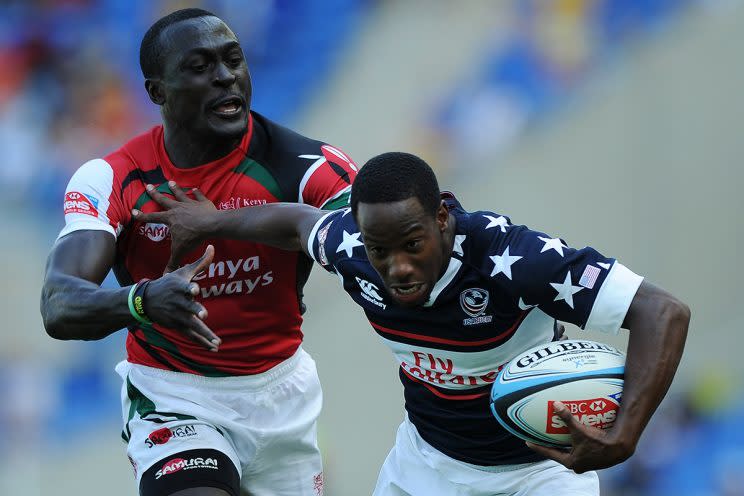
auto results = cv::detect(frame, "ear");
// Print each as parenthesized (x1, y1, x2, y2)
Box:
(436, 200, 449, 232)
(145, 79, 165, 105)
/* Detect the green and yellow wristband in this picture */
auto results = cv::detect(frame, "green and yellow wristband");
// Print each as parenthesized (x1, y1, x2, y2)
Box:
(128, 279, 152, 325)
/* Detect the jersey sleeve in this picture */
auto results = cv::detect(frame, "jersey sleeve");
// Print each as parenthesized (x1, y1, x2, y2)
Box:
(58, 158, 127, 240)
(298, 144, 358, 210)
(472, 212, 643, 334)
(306, 208, 358, 274)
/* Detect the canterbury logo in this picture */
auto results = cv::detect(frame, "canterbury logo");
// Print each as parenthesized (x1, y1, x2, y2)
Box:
(356, 277, 382, 301)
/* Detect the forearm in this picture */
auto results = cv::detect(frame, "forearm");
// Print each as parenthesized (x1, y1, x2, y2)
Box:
(41, 273, 135, 340)
(612, 287, 690, 448)
(206, 203, 321, 252)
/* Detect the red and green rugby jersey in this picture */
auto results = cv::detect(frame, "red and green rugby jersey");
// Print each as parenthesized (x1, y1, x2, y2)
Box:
(58, 111, 357, 376)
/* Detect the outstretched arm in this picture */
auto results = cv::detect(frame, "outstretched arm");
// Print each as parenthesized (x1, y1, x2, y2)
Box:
(132, 182, 327, 271)
(41, 229, 221, 351)
(528, 280, 690, 472)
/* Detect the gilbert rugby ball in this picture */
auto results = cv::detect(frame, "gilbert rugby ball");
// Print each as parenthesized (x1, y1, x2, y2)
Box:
(490, 339, 625, 448)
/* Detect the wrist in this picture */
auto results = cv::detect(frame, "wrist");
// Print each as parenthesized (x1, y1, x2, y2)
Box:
(128, 279, 153, 325)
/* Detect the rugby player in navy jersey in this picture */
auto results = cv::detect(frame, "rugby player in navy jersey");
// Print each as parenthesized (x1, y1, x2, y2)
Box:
(40, 8, 358, 496)
(133, 152, 689, 495)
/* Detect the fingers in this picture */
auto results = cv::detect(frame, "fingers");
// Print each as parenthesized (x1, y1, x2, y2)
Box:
(165, 243, 190, 274)
(192, 188, 209, 202)
(185, 315, 221, 352)
(146, 184, 177, 208)
(131, 210, 168, 224)
(168, 181, 191, 202)
(552, 401, 581, 432)
(184, 245, 214, 278)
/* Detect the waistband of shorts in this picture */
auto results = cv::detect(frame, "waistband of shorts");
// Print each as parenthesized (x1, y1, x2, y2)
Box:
(117, 346, 308, 392)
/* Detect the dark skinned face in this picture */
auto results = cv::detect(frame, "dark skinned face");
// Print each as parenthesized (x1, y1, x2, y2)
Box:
(356, 198, 453, 308)
(148, 16, 251, 140)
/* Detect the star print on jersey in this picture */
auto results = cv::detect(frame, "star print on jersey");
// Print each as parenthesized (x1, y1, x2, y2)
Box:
(453, 235, 466, 256)
(550, 272, 584, 308)
(489, 246, 522, 280)
(484, 215, 510, 232)
(336, 230, 364, 257)
(538, 236, 567, 257)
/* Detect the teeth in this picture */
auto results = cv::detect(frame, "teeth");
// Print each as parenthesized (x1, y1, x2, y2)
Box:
(396, 285, 420, 295)
(215, 101, 240, 114)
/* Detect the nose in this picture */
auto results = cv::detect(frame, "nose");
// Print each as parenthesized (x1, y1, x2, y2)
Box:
(213, 61, 237, 87)
(387, 253, 415, 283)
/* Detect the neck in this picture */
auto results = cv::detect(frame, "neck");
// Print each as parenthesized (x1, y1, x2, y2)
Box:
(163, 123, 243, 169)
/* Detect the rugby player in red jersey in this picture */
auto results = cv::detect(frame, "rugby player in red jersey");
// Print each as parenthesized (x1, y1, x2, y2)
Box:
(40, 8, 357, 496)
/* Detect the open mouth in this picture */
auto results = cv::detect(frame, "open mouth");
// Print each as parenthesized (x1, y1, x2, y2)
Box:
(390, 283, 427, 305)
(210, 96, 244, 118)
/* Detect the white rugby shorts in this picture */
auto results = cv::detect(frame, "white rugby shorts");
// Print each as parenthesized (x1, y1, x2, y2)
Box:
(116, 347, 325, 496)
(374, 416, 599, 496)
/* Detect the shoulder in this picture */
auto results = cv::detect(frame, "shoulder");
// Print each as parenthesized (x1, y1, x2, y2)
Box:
(250, 111, 357, 205)
(100, 126, 161, 176)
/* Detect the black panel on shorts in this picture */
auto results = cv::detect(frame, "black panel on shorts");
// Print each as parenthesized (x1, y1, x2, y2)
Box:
(139, 448, 240, 496)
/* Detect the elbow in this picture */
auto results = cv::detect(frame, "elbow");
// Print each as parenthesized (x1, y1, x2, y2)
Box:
(40, 288, 70, 340)
(661, 295, 691, 341)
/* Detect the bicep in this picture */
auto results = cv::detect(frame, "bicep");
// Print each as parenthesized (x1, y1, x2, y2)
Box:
(45, 230, 117, 285)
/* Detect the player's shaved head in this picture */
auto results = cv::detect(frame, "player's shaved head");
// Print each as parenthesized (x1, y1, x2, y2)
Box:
(140, 8, 219, 78)
(351, 152, 441, 219)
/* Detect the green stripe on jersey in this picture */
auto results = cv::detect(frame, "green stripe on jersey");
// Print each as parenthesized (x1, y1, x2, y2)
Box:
(133, 182, 173, 211)
(139, 324, 228, 377)
(233, 158, 283, 201)
(321, 190, 351, 210)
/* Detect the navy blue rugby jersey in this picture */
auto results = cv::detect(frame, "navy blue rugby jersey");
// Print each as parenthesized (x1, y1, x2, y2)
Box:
(307, 193, 643, 465)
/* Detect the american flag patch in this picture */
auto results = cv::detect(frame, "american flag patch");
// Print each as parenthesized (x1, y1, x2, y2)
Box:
(579, 265, 601, 289)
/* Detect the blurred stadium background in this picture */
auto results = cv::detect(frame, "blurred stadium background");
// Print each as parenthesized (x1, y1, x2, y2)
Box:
(1, 0, 743, 494)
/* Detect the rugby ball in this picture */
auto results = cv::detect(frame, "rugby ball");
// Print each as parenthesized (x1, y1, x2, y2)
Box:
(490, 339, 625, 448)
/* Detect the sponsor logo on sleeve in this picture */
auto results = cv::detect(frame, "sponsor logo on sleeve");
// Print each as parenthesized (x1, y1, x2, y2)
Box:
(546, 397, 619, 434)
(64, 192, 99, 217)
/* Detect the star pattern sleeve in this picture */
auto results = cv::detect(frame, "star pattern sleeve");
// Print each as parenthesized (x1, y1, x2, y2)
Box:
(307, 209, 353, 274)
(472, 211, 643, 334)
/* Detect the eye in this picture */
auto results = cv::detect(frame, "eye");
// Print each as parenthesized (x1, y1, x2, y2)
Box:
(191, 63, 208, 73)
(228, 56, 243, 67)
(367, 246, 387, 259)
(406, 239, 421, 250)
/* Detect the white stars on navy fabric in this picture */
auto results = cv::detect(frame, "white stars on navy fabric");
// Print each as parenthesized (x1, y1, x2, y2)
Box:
(550, 272, 584, 309)
(336, 230, 364, 257)
(490, 246, 522, 280)
(484, 215, 510, 232)
(453, 235, 466, 256)
(538, 236, 567, 257)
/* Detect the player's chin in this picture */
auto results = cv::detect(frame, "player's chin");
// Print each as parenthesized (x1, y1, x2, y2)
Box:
(206, 112, 248, 138)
